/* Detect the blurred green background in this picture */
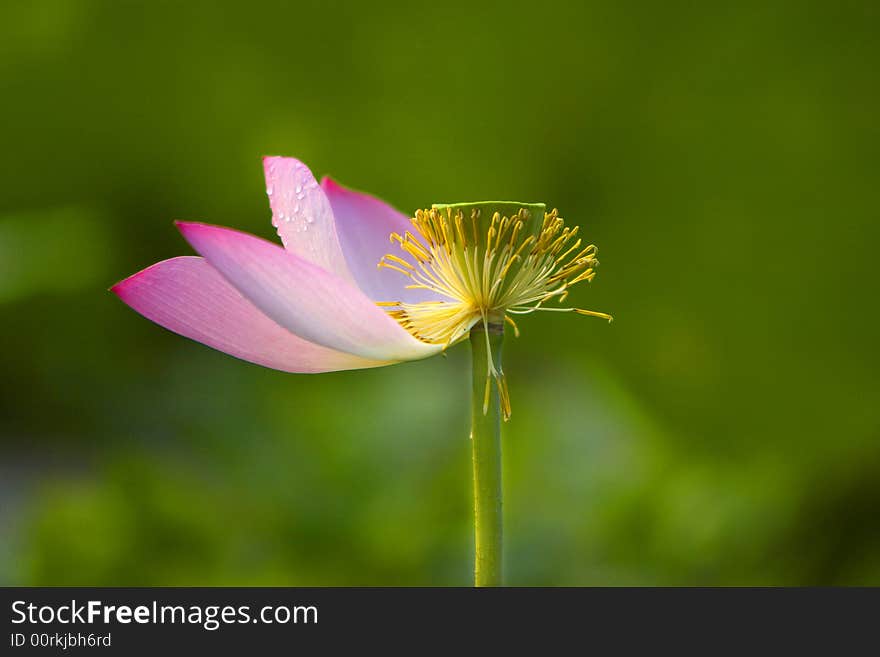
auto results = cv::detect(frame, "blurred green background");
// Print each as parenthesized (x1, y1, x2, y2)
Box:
(1, 0, 877, 585)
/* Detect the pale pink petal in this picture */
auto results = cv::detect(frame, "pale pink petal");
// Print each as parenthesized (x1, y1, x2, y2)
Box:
(176, 222, 441, 362)
(111, 256, 387, 373)
(321, 177, 446, 304)
(263, 156, 354, 283)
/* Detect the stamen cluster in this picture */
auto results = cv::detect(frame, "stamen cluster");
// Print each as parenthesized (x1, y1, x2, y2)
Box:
(378, 205, 610, 348)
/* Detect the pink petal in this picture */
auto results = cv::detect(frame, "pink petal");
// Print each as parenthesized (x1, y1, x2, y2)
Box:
(112, 257, 387, 373)
(176, 222, 441, 362)
(263, 156, 354, 283)
(321, 177, 445, 304)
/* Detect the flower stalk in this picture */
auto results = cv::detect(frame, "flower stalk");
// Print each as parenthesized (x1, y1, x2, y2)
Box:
(470, 317, 504, 587)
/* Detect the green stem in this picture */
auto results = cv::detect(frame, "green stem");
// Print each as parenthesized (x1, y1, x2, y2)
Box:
(470, 321, 504, 587)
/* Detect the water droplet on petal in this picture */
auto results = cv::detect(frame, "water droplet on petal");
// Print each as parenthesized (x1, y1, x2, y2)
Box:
(266, 184, 274, 195)
(295, 184, 302, 194)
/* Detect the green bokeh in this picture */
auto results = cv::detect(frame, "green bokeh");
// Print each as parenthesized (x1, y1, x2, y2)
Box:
(1, 0, 877, 585)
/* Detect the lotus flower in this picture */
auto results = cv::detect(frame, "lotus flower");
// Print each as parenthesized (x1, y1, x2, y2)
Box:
(112, 157, 609, 393)
(113, 156, 612, 587)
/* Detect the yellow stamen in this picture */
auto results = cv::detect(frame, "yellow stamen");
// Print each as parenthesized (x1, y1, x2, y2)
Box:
(504, 315, 521, 338)
(377, 260, 413, 277)
(574, 308, 614, 322)
(382, 254, 416, 270)
(497, 373, 511, 421)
